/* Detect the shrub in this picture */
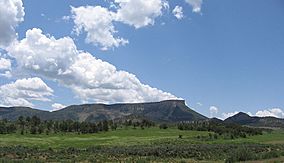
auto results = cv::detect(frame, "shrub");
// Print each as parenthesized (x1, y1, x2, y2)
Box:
(261, 151, 280, 160)
(225, 147, 256, 163)
(159, 124, 168, 129)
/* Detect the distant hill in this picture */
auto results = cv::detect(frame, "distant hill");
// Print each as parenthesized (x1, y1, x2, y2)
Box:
(209, 117, 223, 124)
(2, 102, 283, 128)
(224, 112, 284, 128)
(0, 107, 49, 120)
(0, 100, 207, 123)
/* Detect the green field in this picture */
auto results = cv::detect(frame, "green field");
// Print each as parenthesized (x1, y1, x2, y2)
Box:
(0, 127, 283, 148)
(0, 127, 210, 148)
(0, 127, 284, 162)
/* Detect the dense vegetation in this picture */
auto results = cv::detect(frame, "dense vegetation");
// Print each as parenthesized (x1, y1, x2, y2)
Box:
(0, 116, 154, 135)
(0, 129, 283, 162)
(1, 115, 265, 139)
(177, 120, 266, 139)
(0, 144, 283, 162)
(0, 116, 283, 162)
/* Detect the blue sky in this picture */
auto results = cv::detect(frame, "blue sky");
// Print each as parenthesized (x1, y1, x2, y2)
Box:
(0, 0, 284, 119)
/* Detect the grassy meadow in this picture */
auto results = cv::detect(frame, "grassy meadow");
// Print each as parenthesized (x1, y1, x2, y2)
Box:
(0, 127, 211, 148)
(0, 127, 284, 162)
(0, 127, 284, 148)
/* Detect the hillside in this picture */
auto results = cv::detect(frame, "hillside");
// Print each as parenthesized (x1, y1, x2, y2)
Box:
(0, 107, 49, 120)
(0, 100, 207, 123)
(224, 112, 284, 128)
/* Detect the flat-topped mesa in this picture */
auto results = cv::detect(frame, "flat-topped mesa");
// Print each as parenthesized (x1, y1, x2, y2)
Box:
(158, 99, 186, 105)
(109, 99, 186, 106)
(0, 99, 207, 122)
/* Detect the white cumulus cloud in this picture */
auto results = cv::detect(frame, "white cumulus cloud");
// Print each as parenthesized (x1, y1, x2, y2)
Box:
(0, 71, 12, 78)
(255, 108, 284, 118)
(7, 28, 180, 104)
(185, 0, 203, 13)
(172, 6, 184, 20)
(0, 57, 12, 77)
(51, 103, 66, 112)
(222, 111, 239, 120)
(0, 58, 11, 70)
(0, 77, 53, 107)
(70, 0, 168, 50)
(0, 0, 25, 48)
(209, 106, 218, 117)
(222, 108, 284, 120)
(115, 0, 168, 28)
(71, 6, 128, 50)
(7, 28, 78, 80)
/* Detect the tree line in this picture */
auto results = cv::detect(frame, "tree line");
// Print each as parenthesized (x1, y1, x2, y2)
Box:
(177, 120, 265, 139)
(0, 116, 155, 135)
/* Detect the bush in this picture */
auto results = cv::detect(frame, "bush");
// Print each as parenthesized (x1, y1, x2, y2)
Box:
(261, 151, 280, 160)
(159, 124, 168, 129)
(225, 147, 256, 163)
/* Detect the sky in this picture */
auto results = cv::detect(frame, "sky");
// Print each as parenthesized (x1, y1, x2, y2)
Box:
(0, 0, 284, 119)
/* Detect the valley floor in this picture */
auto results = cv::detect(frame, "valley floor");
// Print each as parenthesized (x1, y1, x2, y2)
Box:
(0, 127, 284, 162)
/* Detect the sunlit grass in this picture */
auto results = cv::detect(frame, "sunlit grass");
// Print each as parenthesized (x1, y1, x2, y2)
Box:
(0, 127, 283, 149)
